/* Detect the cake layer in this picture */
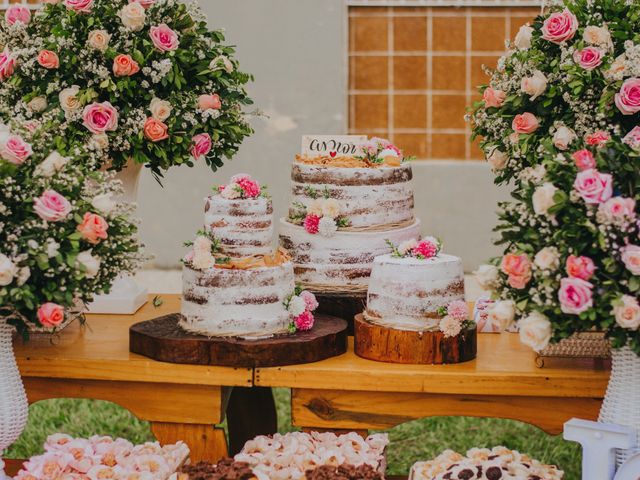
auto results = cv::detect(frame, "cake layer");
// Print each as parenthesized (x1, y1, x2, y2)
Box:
(204, 195, 273, 258)
(279, 218, 421, 288)
(181, 262, 295, 338)
(289, 162, 414, 228)
(366, 253, 465, 331)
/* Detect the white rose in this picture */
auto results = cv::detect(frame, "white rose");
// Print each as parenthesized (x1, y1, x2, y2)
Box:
(77, 250, 101, 278)
(288, 296, 307, 317)
(534, 246, 560, 270)
(87, 29, 111, 52)
(613, 295, 640, 330)
(486, 148, 507, 171)
(210, 55, 233, 73)
(35, 151, 68, 177)
(605, 54, 626, 81)
(521, 70, 547, 101)
(552, 125, 577, 151)
(0, 253, 17, 286)
(473, 264, 499, 290)
(583, 25, 612, 49)
(193, 235, 212, 254)
(321, 198, 341, 219)
(532, 182, 558, 216)
(27, 96, 48, 113)
(149, 98, 172, 121)
(46, 240, 60, 258)
(191, 250, 215, 270)
(397, 238, 418, 256)
(514, 25, 533, 49)
(318, 216, 338, 238)
(59, 86, 81, 113)
(90, 133, 109, 150)
(119, 2, 146, 31)
(220, 183, 241, 199)
(91, 192, 116, 215)
(487, 300, 516, 331)
(519, 311, 552, 352)
(307, 198, 324, 217)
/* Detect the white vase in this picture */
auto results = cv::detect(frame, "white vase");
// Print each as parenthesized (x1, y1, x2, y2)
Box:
(599, 346, 640, 468)
(0, 322, 29, 480)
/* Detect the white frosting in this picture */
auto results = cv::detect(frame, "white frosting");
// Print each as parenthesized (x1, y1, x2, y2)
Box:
(279, 218, 421, 287)
(181, 262, 295, 338)
(366, 253, 465, 331)
(290, 163, 414, 227)
(204, 195, 273, 258)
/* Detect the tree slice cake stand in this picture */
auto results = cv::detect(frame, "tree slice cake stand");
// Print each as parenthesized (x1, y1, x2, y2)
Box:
(129, 313, 348, 368)
(354, 314, 477, 364)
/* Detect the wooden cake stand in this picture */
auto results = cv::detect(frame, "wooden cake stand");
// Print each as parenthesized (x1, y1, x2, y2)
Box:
(130, 313, 348, 368)
(354, 314, 477, 364)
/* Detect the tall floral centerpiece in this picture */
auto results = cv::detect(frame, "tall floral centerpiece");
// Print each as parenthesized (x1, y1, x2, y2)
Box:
(470, 0, 640, 466)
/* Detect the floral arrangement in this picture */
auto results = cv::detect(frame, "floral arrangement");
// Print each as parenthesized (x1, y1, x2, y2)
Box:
(358, 137, 405, 166)
(0, 122, 143, 335)
(183, 233, 228, 270)
(437, 300, 471, 338)
(284, 286, 318, 333)
(216, 173, 264, 200)
(14, 433, 189, 480)
(386, 237, 442, 260)
(0, 0, 253, 179)
(471, 0, 640, 353)
(289, 187, 350, 238)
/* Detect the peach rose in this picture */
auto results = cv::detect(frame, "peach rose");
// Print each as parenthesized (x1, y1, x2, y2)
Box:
(82, 102, 118, 134)
(613, 295, 640, 330)
(190, 133, 211, 160)
(37, 302, 65, 328)
(63, 0, 93, 13)
(34, 189, 72, 222)
(566, 255, 595, 281)
(572, 149, 596, 170)
(0, 48, 16, 81)
(198, 94, 222, 111)
(77, 212, 109, 244)
(558, 277, 593, 315)
(38, 50, 59, 69)
(5, 5, 31, 26)
(112, 54, 140, 77)
(143, 117, 169, 142)
(483, 88, 505, 108)
(149, 24, 179, 52)
(541, 9, 578, 44)
(615, 78, 640, 115)
(585, 131, 610, 147)
(501, 253, 532, 289)
(512, 112, 539, 134)
(621, 245, 640, 276)
(573, 168, 613, 204)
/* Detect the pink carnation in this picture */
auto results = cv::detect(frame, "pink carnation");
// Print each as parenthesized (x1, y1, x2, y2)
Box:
(294, 310, 314, 331)
(573, 169, 613, 204)
(573, 47, 603, 71)
(303, 214, 320, 234)
(566, 255, 595, 281)
(558, 277, 593, 315)
(571, 149, 596, 171)
(190, 133, 212, 161)
(300, 290, 319, 312)
(34, 189, 72, 222)
(0, 49, 16, 82)
(5, 5, 31, 25)
(585, 131, 610, 147)
(236, 176, 261, 198)
(412, 239, 438, 259)
(447, 300, 469, 322)
(541, 9, 578, 44)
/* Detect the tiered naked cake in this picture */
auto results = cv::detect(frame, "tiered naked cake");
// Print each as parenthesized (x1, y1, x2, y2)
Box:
(279, 137, 421, 293)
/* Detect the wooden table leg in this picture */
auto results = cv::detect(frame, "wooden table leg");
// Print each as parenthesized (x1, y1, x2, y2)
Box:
(151, 423, 228, 462)
(226, 387, 277, 455)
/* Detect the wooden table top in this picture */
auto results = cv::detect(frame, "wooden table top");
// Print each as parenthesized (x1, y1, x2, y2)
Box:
(13, 294, 252, 387)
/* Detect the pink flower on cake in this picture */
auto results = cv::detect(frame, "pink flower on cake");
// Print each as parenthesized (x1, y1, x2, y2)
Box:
(34, 190, 72, 222)
(573, 47, 603, 70)
(0, 134, 32, 165)
(541, 9, 578, 44)
(0, 49, 16, 81)
(412, 238, 439, 259)
(621, 245, 640, 275)
(300, 290, 319, 312)
(585, 131, 610, 147)
(598, 197, 636, 224)
(198, 94, 222, 111)
(82, 102, 119, 134)
(190, 133, 212, 160)
(613, 295, 640, 330)
(572, 149, 596, 170)
(5, 5, 31, 25)
(37, 302, 64, 328)
(501, 253, 532, 289)
(573, 169, 613, 204)
(623, 126, 640, 151)
(482, 88, 505, 108)
(112, 54, 140, 77)
(615, 78, 640, 115)
(77, 212, 109, 244)
(512, 113, 539, 134)
(234, 175, 261, 198)
(439, 315, 463, 338)
(447, 300, 469, 322)
(130, 0, 155, 8)
(64, 0, 94, 13)
(303, 214, 320, 234)
(143, 117, 169, 142)
(37, 50, 59, 69)
(294, 311, 314, 331)
(558, 277, 593, 315)
(149, 24, 179, 52)
(566, 255, 595, 280)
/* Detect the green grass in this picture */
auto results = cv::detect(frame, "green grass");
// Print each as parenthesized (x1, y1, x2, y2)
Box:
(6, 390, 581, 479)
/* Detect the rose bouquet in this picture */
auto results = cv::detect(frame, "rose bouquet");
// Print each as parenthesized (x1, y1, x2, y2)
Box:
(0, 0, 253, 180)
(0, 121, 144, 335)
(471, 0, 640, 353)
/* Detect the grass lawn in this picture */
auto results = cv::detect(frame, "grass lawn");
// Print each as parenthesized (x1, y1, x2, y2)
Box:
(6, 389, 581, 479)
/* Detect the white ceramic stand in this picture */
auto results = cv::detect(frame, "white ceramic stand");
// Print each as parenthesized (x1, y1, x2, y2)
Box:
(87, 161, 148, 314)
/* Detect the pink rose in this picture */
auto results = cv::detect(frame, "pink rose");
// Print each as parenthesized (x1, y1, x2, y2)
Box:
(598, 197, 636, 223)
(558, 277, 593, 315)
(37, 303, 65, 328)
(512, 112, 539, 134)
(0, 134, 32, 165)
(573, 169, 613, 204)
(63, 0, 93, 13)
(573, 47, 603, 71)
(82, 102, 119, 134)
(566, 255, 595, 281)
(37, 50, 59, 69)
(77, 212, 109, 244)
(613, 295, 640, 330)
(143, 117, 169, 142)
(190, 133, 212, 160)
(300, 290, 319, 312)
(304, 214, 320, 234)
(129, 0, 155, 8)
(198, 94, 222, 111)
(571, 149, 596, 170)
(585, 131, 610, 147)
(34, 189, 72, 222)
(413, 239, 438, 259)
(483, 88, 506, 108)
(112, 54, 140, 77)
(615, 78, 640, 115)
(541, 9, 578, 44)
(623, 126, 640, 151)
(0, 49, 16, 81)
(621, 245, 640, 276)
(294, 310, 314, 331)
(149, 24, 179, 52)
(236, 176, 260, 198)
(501, 253, 532, 289)
(5, 5, 31, 25)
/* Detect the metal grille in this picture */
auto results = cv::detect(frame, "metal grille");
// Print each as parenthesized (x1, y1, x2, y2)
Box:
(0, 0, 41, 9)
(349, 0, 542, 6)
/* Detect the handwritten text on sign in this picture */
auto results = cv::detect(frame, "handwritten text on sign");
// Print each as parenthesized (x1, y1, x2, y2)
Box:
(301, 135, 366, 157)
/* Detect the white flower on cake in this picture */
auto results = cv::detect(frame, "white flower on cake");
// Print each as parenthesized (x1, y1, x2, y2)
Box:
(439, 315, 463, 338)
(218, 174, 262, 200)
(284, 288, 319, 333)
(77, 250, 101, 278)
(307, 198, 325, 217)
(220, 183, 242, 199)
(318, 216, 338, 238)
(388, 237, 441, 260)
(518, 311, 552, 352)
(321, 198, 341, 219)
(534, 246, 560, 271)
(0, 253, 17, 286)
(288, 296, 306, 317)
(291, 193, 350, 236)
(359, 137, 404, 165)
(473, 264, 499, 290)
(437, 300, 470, 338)
(35, 151, 68, 177)
(397, 238, 418, 256)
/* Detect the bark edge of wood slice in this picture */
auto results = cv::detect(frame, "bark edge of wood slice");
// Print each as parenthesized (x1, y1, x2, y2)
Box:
(130, 313, 348, 368)
(354, 314, 477, 364)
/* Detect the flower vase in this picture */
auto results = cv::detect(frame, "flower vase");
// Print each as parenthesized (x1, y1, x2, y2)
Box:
(598, 346, 640, 468)
(87, 160, 148, 314)
(0, 321, 29, 480)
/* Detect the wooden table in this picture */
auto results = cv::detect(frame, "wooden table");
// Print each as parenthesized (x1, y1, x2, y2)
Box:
(255, 335, 610, 435)
(13, 294, 252, 462)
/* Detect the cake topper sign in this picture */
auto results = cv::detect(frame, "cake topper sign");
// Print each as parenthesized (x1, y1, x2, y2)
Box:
(301, 135, 366, 157)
